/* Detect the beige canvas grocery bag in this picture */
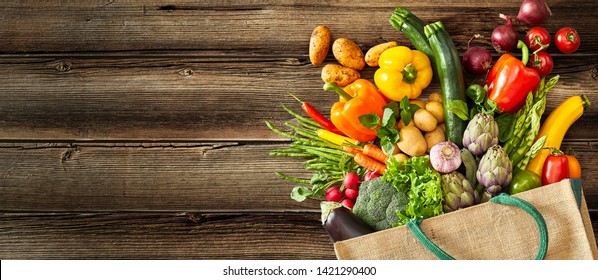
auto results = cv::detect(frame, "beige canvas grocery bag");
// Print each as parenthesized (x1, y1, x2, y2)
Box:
(334, 179, 598, 260)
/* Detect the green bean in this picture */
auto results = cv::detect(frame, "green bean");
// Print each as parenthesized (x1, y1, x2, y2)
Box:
(305, 163, 338, 171)
(279, 102, 321, 129)
(275, 172, 310, 184)
(265, 121, 304, 142)
(291, 144, 348, 157)
(283, 122, 320, 140)
(268, 151, 313, 158)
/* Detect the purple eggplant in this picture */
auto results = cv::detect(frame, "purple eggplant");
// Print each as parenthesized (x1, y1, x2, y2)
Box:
(321, 202, 374, 242)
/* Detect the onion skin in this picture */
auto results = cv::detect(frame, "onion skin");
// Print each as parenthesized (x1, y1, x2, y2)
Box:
(462, 46, 492, 76)
(517, 0, 551, 24)
(492, 14, 519, 52)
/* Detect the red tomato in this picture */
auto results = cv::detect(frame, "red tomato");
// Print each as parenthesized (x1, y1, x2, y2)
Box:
(529, 51, 553, 77)
(555, 27, 580, 54)
(525, 27, 551, 52)
(542, 151, 570, 185)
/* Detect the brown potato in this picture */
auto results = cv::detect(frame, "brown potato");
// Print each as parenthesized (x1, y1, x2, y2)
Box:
(428, 92, 443, 103)
(425, 101, 445, 123)
(396, 118, 415, 129)
(410, 99, 427, 110)
(321, 63, 360, 86)
(438, 122, 446, 132)
(413, 109, 438, 132)
(425, 127, 446, 153)
(397, 126, 427, 157)
(365, 41, 398, 67)
(392, 152, 410, 162)
(332, 38, 365, 71)
(309, 25, 331, 66)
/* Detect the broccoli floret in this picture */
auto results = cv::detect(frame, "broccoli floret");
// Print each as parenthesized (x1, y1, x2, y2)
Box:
(352, 177, 408, 231)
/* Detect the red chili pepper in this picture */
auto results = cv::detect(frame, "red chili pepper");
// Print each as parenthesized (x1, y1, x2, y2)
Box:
(541, 149, 570, 185)
(289, 93, 345, 135)
(485, 40, 541, 114)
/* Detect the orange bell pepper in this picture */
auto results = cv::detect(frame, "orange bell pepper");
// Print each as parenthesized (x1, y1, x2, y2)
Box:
(323, 79, 388, 142)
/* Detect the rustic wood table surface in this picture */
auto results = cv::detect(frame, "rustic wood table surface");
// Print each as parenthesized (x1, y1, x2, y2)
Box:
(0, 0, 596, 259)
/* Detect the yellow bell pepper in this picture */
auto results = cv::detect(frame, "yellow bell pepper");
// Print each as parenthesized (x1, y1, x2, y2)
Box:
(374, 46, 433, 101)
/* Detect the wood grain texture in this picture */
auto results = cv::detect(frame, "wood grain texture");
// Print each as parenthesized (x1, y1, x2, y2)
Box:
(0, 55, 596, 141)
(1, 0, 597, 55)
(0, 212, 334, 259)
(0, 142, 317, 212)
(0, 0, 597, 260)
(0, 211, 596, 259)
(0, 141, 596, 212)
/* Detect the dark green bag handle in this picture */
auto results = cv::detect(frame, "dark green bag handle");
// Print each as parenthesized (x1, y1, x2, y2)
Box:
(406, 193, 548, 260)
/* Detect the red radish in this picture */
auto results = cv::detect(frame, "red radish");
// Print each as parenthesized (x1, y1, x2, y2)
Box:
(341, 199, 355, 209)
(517, 0, 551, 24)
(343, 172, 361, 189)
(325, 186, 343, 202)
(344, 188, 359, 200)
(492, 14, 519, 52)
(363, 171, 380, 181)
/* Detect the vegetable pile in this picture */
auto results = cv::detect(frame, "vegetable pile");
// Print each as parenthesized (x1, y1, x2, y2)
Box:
(267, 2, 590, 242)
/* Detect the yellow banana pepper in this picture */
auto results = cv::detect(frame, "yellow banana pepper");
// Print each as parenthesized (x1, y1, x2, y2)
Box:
(374, 46, 433, 101)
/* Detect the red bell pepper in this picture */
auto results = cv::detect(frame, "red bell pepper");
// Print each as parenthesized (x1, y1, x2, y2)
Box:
(485, 40, 541, 114)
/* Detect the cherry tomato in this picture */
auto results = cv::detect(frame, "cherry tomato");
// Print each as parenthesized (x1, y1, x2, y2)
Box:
(529, 51, 553, 77)
(566, 155, 581, 179)
(555, 27, 580, 54)
(542, 150, 570, 185)
(525, 27, 551, 52)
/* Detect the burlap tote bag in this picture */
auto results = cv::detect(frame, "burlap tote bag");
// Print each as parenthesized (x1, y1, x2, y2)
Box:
(334, 179, 598, 260)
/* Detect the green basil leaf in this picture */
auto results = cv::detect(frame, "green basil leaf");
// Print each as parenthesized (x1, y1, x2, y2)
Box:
(384, 101, 400, 114)
(466, 84, 487, 105)
(382, 107, 396, 127)
(400, 110, 412, 125)
(470, 107, 479, 120)
(358, 113, 380, 129)
(409, 104, 420, 115)
(484, 99, 498, 115)
(290, 186, 312, 202)
(400, 96, 410, 110)
(380, 136, 396, 155)
(446, 100, 470, 121)
(388, 128, 400, 143)
(495, 113, 515, 143)
(376, 127, 390, 138)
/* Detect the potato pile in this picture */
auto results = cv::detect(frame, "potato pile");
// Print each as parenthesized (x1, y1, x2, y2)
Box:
(394, 93, 446, 160)
(308, 25, 397, 86)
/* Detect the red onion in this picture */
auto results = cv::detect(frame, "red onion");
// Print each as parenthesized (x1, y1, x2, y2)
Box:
(517, 0, 551, 24)
(462, 46, 492, 76)
(492, 14, 519, 52)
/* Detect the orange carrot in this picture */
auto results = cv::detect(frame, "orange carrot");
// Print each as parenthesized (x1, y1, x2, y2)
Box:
(354, 152, 387, 174)
(341, 145, 362, 155)
(363, 144, 389, 163)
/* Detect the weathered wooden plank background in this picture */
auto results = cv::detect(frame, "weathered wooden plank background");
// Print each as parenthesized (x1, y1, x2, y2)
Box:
(0, 0, 596, 259)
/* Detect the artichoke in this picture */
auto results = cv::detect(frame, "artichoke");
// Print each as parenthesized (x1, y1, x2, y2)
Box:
(476, 145, 513, 197)
(441, 171, 481, 213)
(462, 113, 499, 156)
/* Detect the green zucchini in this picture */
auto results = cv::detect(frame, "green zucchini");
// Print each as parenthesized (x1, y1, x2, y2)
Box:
(389, 7, 436, 72)
(424, 21, 467, 147)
